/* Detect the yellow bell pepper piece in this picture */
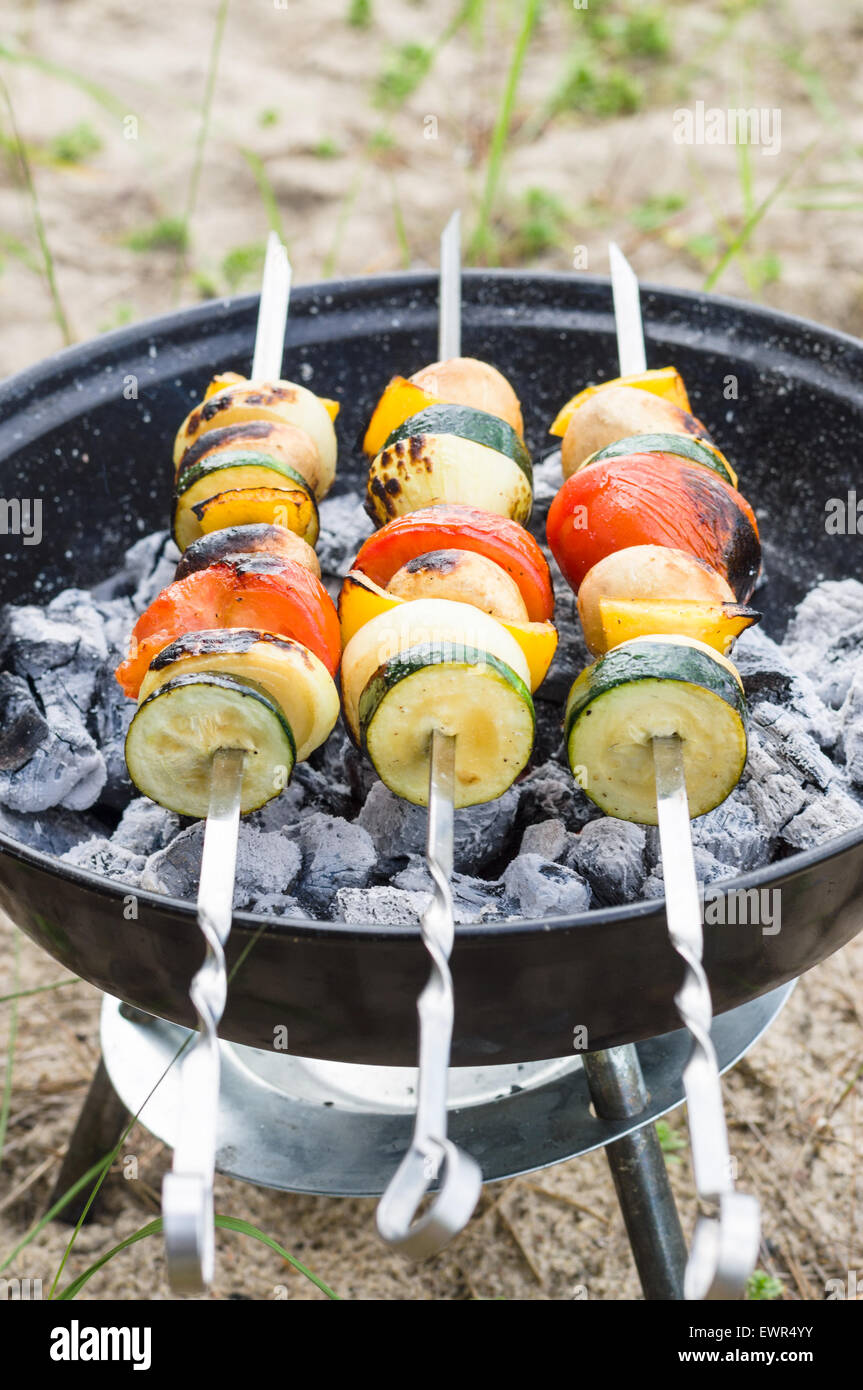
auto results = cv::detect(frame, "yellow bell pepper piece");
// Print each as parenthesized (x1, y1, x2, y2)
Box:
(597, 598, 759, 656)
(549, 367, 692, 437)
(362, 376, 443, 458)
(338, 571, 557, 691)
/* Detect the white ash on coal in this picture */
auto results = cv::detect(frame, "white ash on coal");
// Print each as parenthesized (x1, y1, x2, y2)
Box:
(2, 522, 863, 924)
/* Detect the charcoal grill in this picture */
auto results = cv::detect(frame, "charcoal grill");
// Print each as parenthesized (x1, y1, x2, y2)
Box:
(1, 272, 861, 1299)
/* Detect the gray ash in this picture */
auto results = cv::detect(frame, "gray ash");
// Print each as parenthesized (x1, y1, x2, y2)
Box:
(1, 481, 862, 926)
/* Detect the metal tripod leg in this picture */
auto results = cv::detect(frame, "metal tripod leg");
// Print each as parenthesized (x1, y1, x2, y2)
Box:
(583, 1044, 687, 1301)
(50, 1055, 131, 1225)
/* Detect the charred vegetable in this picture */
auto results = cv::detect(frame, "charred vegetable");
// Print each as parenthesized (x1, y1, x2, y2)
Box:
(564, 636, 748, 823)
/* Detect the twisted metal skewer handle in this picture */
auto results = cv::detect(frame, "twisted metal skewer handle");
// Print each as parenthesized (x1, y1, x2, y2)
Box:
(163, 747, 245, 1293)
(376, 730, 482, 1257)
(653, 734, 760, 1301)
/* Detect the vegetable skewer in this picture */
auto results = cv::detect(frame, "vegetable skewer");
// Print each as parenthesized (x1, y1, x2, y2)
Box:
(554, 245, 760, 1299)
(375, 212, 483, 1257)
(161, 231, 292, 1293)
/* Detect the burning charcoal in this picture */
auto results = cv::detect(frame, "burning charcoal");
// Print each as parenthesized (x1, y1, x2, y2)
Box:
(234, 829, 302, 907)
(0, 803, 103, 856)
(292, 758, 354, 818)
(90, 668, 135, 809)
(742, 771, 807, 839)
(247, 779, 307, 833)
(140, 823, 204, 898)
(314, 494, 374, 580)
(531, 450, 564, 506)
(0, 597, 107, 710)
(94, 596, 138, 661)
(752, 702, 836, 790)
(244, 893, 309, 919)
(122, 530, 181, 611)
(642, 847, 732, 900)
(541, 583, 590, 702)
(0, 708, 105, 814)
(691, 796, 770, 871)
(516, 759, 598, 834)
(359, 780, 520, 876)
(780, 785, 863, 852)
(62, 836, 145, 888)
(112, 797, 181, 856)
(569, 818, 646, 904)
(783, 579, 863, 708)
(519, 817, 570, 862)
(334, 886, 427, 927)
(734, 626, 838, 748)
(501, 854, 590, 918)
(532, 696, 567, 763)
(0, 673, 49, 772)
(840, 669, 863, 789)
(141, 822, 303, 906)
(392, 855, 507, 924)
(296, 813, 376, 914)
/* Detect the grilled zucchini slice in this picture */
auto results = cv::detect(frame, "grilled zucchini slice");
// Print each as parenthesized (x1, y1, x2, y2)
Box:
(367, 434, 532, 526)
(125, 671, 296, 818)
(340, 597, 532, 742)
(173, 451, 318, 551)
(138, 629, 338, 762)
(384, 404, 532, 484)
(564, 636, 747, 824)
(581, 432, 738, 488)
(359, 642, 535, 807)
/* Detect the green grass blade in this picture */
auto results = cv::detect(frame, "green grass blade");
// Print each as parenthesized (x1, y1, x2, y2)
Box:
(173, 0, 231, 299)
(469, 0, 542, 265)
(0, 43, 124, 116)
(55, 1215, 341, 1300)
(239, 148, 288, 246)
(0, 1154, 116, 1273)
(0, 72, 73, 344)
(703, 140, 817, 293)
(0, 977, 79, 1006)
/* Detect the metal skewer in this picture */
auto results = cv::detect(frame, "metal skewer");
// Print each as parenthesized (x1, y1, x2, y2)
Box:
(608, 241, 760, 1300)
(376, 212, 482, 1257)
(162, 230, 292, 1293)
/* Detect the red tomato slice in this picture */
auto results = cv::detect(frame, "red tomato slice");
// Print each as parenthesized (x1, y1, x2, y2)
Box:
(115, 558, 340, 697)
(352, 504, 554, 622)
(546, 453, 761, 601)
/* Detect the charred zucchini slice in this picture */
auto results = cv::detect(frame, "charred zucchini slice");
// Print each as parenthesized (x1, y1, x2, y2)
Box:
(384, 404, 532, 484)
(564, 636, 747, 824)
(125, 671, 296, 818)
(359, 642, 535, 807)
(582, 432, 738, 488)
(138, 629, 339, 762)
(173, 451, 318, 550)
(367, 434, 532, 526)
(340, 596, 532, 743)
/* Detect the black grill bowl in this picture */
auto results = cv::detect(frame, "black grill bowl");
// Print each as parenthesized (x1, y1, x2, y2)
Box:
(1, 271, 862, 1065)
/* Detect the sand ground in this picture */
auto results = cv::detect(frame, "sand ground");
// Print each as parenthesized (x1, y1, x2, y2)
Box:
(1, 0, 861, 1301)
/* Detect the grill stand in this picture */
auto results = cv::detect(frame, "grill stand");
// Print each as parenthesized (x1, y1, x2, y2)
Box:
(51, 984, 792, 1298)
(582, 1045, 687, 1300)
